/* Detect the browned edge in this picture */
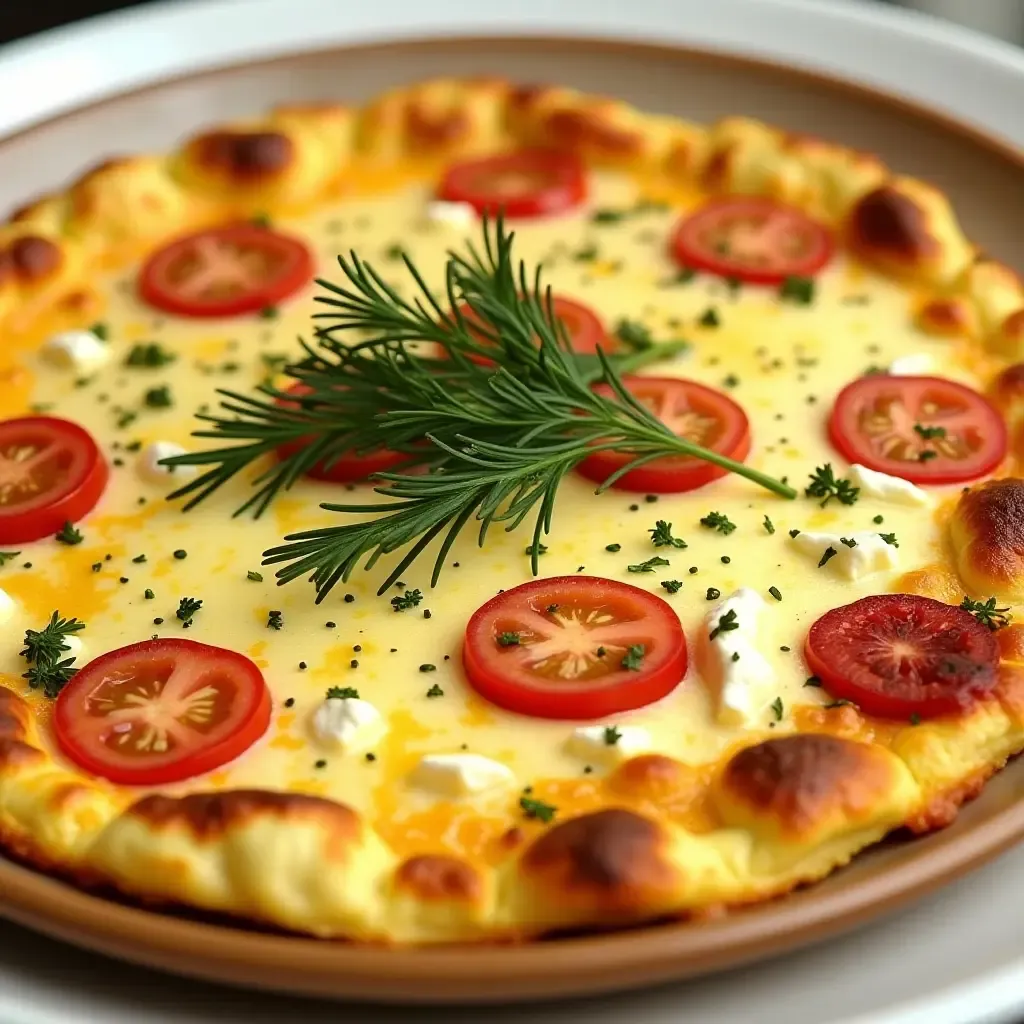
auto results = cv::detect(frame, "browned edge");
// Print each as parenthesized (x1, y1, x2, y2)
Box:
(0, 32, 1022, 1004)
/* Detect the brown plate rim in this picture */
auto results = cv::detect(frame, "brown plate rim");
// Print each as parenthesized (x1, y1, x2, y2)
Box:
(0, 32, 1023, 1005)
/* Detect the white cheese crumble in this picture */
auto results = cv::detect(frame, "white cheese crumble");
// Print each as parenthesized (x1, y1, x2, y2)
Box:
(0, 588, 16, 625)
(848, 464, 931, 506)
(136, 441, 196, 484)
(410, 753, 514, 797)
(41, 330, 109, 372)
(790, 530, 900, 580)
(888, 352, 934, 376)
(702, 588, 775, 726)
(566, 724, 651, 765)
(424, 200, 477, 229)
(311, 697, 385, 753)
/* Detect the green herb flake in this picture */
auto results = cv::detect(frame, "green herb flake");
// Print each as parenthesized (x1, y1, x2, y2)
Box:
(620, 644, 646, 671)
(259, 306, 280, 320)
(768, 585, 782, 602)
(247, 570, 264, 582)
(425, 682, 444, 697)
(913, 423, 947, 440)
(627, 556, 671, 574)
(614, 319, 654, 350)
(89, 322, 109, 341)
(524, 543, 548, 557)
(698, 307, 720, 328)
(709, 609, 739, 642)
(391, 588, 423, 611)
(879, 532, 899, 548)
(125, 342, 176, 368)
(267, 609, 283, 630)
(143, 384, 173, 409)
(604, 543, 622, 553)
(762, 515, 775, 535)
(661, 579, 683, 594)
(144, 589, 155, 600)
(649, 520, 687, 549)
(817, 546, 838, 568)
(603, 726, 622, 745)
(770, 696, 784, 721)
(519, 796, 557, 823)
(176, 597, 203, 626)
(54, 522, 83, 546)
(960, 595, 1012, 631)
(779, 276, 815, 305)
(804, 676, 822, 688)
(0, 551, 21, 567)
(498, 631, 521, 647)
(700, 511, 736, 535)
(805, 464, 859, 507)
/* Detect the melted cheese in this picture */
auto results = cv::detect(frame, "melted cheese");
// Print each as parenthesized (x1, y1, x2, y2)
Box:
(0, 166, 980, 860)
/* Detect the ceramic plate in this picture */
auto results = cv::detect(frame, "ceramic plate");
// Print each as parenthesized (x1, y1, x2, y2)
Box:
(0, 0, 1023, 1019)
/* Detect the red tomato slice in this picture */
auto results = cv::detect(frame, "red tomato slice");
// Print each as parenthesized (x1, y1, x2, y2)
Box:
(577, 376, 751, 493)
(139, 224, 314, 318)
(670, 197, 833, 284)
(829, 375, 1007, 485)
(54, 638, 271, 785)
(0, 416, 108, 544)
(437, 149, 586, 219)
(805, 594, 999, 720)
(462, 576, 688, 720)
(275, 383, 405, 483)
(445, 295, 612, 364)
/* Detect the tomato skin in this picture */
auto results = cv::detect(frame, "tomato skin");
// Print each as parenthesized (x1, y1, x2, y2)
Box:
(0, 416, 108, 544)
(54, 638, 271, 786)
(275, 383, 405, 483)
(805, 594, 999, 720)
(462, 576, 688, 720)
(139, 224, 314, 318)
(438, 149, 587, 219)
(445, 295, 612, 365)
(670, 197, 833, 285)
(577, 377, 751, 493)
(829, 375, 1007, 485)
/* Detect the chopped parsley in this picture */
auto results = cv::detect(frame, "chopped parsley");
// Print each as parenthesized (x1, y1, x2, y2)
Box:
(425, 682, 444, 697)
(918, 450, 938, 462)
(873, 514, 884, 525)
(20, 611, 85, 698)
(804, 676, 822, 687)
(144, 589, 155, 600)
(143, 384, 173, 408)
(805, 464, 859, 507)
(391, 588, 423, 611)
(383, 242, 405, 261)
(960, 596, 1012, 631)
(620, 644, 646, 670)
(661, 579, 683, 594)
(267, 610, 283, 630)
(519, 796, 557, 823)
(246, 570, 264, 582)
(175, 597, 202, 626)
(779, 276, 815, 305)
(326, 687, 360, 701)
(768, 586, 782, 601)
(706, 587, 721, 601)
(627, 555, 671, 573)
(0, 551, 21, 567)
(605, 543, 622, 553)
(817, 546, 838, 568)
(840, 537, 858, 548)
(762, 515, 775, 535)
(603, 726, 622, 745)
(879, 532, 899, 547)
(524, 542, 548, 557)
(709, 609, 739, 641)
(770, 696, 784, 721)
(89, 322, 108, 341)
(498, 631, 521, 646)
(698, 307, 720, 328)
(649, 520, 687, 549)
(614, 319, 654, 350)
(700, 511, 736, 535)
(124, 342, 176, 368)
(259, 305, 280, 320)
(913, 423, 947, 440)
(54, 521, 83, 545)
(419, 664, 437, 673)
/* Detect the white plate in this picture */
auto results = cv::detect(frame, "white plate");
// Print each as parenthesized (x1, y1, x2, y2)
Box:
(0, 1, 1023, 1022)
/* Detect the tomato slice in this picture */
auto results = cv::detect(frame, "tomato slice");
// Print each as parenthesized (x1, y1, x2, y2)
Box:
(275, 383, 405, 483)
(669, 198, 833, 284)
(576, 376, 751, 493)
(462, 576, 688, 719)
(805, 594, 999, 720)
(437, 149, 586, 219)
(139, 224, 314, 318)
(54, 638, 271, 785)
(0, 416, 108, 544)
(829, 375, 1007, 485)
(445, 295, 612, 365)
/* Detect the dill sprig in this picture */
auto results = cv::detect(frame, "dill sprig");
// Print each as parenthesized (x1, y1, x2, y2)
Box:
(20, 611, 85, 698)
(166, 218, 794, 600)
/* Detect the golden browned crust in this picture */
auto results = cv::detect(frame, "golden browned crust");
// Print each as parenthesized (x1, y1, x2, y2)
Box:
(916, 296, 976, 338)
(519, 809, 681, 913)
(607, 754, 692, 799)
(713, 735, 902, 843)
(394, 854, 483, 903)
(949, 479, 1024, 601)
